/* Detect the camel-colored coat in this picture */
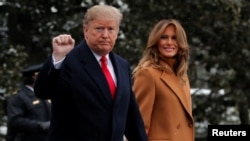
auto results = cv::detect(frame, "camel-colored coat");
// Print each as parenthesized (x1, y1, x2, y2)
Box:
(133, 61, 194, 141)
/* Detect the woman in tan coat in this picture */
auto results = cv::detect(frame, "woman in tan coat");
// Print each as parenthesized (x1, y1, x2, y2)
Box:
(132, 19, 194, 141)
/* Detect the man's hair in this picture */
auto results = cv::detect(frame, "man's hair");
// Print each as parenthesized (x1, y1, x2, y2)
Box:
(83, 5, 123, 26)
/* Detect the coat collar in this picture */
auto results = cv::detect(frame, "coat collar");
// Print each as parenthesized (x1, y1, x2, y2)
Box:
(158, 60, 192, 116)
(77, 40, 122, 105)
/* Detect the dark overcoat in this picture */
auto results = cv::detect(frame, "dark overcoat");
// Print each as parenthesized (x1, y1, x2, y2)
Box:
(34, 40, 147, 141)
(7, 85, 51, 141)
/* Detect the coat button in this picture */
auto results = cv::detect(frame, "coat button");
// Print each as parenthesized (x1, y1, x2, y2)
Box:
(177, 123, 181, 129)
(188, 123, 193, 128)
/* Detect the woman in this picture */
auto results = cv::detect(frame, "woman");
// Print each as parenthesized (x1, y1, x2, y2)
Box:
(132, 19, 194, 141)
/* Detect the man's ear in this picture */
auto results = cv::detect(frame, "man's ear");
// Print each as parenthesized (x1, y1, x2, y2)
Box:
(83, 25, 88, 38)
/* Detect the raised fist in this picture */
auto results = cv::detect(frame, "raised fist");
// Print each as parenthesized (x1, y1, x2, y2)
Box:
(52, 34, 75, 61)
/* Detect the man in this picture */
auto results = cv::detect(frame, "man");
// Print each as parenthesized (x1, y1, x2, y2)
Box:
(34, 4, 147, 141)
(7, 64, 51, 141)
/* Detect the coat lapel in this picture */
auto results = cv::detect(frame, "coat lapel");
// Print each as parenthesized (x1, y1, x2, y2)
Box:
(78, 41, 113, 105)
(109, 54, 123, 104)
(160, 72, 192, 116)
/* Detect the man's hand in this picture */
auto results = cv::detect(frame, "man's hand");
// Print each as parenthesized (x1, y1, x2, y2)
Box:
(52, 34, 75, 61)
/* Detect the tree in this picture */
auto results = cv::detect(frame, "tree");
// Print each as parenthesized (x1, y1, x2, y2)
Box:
(0, 2, 28, 123)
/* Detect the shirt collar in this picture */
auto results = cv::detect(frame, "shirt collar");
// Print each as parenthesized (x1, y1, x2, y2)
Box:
(91, 51, 110, 64)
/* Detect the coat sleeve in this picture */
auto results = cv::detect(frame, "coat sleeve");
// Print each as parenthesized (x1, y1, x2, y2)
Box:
(34, 56, 60, 99)
(7, 94, 42, 133)
(133, 68, 155, 134)
(124, 88, 147, 141)
(123, 63, 147, 141)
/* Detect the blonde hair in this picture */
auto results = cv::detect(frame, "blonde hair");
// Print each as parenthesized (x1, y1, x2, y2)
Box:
(132, 19, 189, 81)
(83, 5, 123, 26)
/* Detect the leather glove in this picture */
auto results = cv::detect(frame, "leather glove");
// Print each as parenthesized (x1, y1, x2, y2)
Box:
(38, 121, 50, 131)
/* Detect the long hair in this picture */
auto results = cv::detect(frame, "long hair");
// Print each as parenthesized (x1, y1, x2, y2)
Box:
(132, 19, 189, 82)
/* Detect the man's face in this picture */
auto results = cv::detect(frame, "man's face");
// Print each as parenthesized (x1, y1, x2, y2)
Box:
(84, 19, 119, 56)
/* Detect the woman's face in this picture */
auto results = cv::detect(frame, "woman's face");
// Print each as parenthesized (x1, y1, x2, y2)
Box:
(157, 25, 179, 58)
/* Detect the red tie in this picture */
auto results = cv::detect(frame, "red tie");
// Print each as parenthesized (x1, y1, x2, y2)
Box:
(100, 56, 116, 98)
